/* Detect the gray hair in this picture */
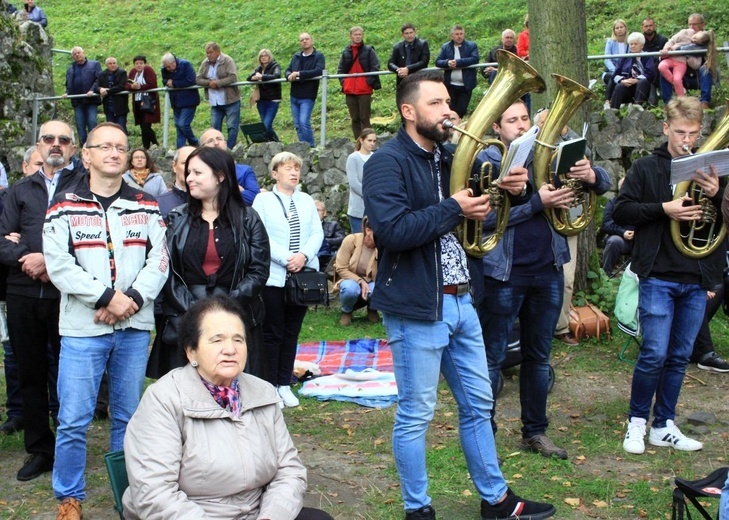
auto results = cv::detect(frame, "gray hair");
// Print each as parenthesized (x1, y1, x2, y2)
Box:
(627, 32, 645, 45)
(161, 53, 175, 65)
(23, 145, 37, 163)
(37, 121, 77, 145)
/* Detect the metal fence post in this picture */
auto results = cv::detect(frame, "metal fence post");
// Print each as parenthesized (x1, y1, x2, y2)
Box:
(163, 91, 170, 149)
(31, 94, 40, 142)
(320, 70, 328, 147)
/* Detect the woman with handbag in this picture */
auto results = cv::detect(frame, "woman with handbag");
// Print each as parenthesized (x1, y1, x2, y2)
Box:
(252, 152, 323, 407)
(246, 49, 282, 142)
(127, 55, 160, 149)
(149, 146, 270, 380)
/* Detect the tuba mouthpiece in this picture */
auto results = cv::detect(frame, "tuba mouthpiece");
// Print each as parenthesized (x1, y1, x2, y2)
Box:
(441, 118, 454, 129)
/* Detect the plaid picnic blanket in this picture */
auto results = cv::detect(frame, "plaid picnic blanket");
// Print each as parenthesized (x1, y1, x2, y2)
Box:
(294, 338, 393, 375)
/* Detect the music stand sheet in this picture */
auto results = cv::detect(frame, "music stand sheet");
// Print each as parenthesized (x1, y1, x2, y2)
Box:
(670, 149, 729, 184)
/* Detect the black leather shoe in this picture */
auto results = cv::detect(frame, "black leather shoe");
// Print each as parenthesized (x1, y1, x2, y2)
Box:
(17, 453, 54, 481)
(0, 416, 24, 435)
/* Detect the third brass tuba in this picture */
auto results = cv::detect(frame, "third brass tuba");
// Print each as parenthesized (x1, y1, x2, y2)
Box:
(532, 75, 596, 236)
(669, 100, 729, 259)
(449, 50, 546, 257)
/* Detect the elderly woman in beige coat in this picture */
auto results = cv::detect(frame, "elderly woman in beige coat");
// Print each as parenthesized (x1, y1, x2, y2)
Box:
(122, 296, 333, 520)
(333, 217, 378, 326)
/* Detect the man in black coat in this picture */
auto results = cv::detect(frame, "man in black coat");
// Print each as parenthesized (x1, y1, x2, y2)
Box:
(481, 29, 518, 84)
(387, 23, 430, 86)
(94, 57, 129, 134)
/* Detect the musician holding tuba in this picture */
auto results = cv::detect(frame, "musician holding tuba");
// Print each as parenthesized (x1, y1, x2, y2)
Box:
(613, 97, 725, 455)
(478, 99, 610, 460)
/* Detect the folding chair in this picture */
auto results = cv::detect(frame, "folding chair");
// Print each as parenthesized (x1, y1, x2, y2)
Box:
(671, 467, 728, 520)
(104, 450, 129, 519)
(614, 264, 640, 363)
(240, 122, 270, 145)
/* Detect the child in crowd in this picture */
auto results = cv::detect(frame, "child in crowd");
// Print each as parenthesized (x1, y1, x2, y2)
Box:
(658, 30, 716, 98)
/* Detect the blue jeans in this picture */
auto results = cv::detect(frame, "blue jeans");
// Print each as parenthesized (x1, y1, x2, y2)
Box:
(480, 271, 563, 438)
(53, 329, 150, 500)
(210, 99, 241, 149)
(339, 279, 374, 313)
(383, 293, 506, 511)
(291, 97, 315, 147)
(173, 106, 199, 148)
(348, 216, 363, 234)
(721, 469, 729, 519)
(103, 111, 127, 135)
(256, 100, 280, 141)
(629, 277, 705, 428)
(73, 104, 98, 144)
(659, 66, 712, 104)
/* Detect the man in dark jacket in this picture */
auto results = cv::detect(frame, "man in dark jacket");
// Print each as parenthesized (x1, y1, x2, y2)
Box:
(285, 33, 326, 147)
(64, 47, 101, 145)
(362, 70, 554, 520)
(600, 178, 634, 276)
(481, 29, 517, 84)
(388, 23, 430, 87)
(0, 121, 84, 481)
(337, 26, 381, 140)
(435, 25, 479, 118)
(94, 57, 129, 134)
(614, 96, 724, 455)
(162, 53, 201, 148)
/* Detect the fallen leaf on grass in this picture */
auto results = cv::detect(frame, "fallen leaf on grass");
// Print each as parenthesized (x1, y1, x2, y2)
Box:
(564, 497, 580, 506)
(576, 455, 586, 461)
(462, 489, 472, 496)
(593, 500, 608, 508)
(563, 481, 572, 487)
(512, 473, 523, 479)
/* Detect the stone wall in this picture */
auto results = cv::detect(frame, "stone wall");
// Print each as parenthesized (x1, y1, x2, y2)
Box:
(0, 1, 55, 176)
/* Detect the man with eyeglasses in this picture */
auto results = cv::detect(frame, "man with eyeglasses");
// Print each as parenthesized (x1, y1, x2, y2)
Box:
(64, 47, 102, 145)
(199, 127, 260, 205)
(43, 122, 168, 520)
(614, 97, 726, 455)
(0, 121, 85, 482)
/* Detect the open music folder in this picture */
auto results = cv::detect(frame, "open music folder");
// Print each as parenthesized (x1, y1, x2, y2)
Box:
(670, 149, 729, 185)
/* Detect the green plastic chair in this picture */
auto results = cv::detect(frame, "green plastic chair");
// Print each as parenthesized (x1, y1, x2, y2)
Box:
(104, 450, 128, 519)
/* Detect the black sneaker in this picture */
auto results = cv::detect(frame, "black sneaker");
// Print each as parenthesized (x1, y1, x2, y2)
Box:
(697, 352, 729, 373)
(481, 489, 556, 519)
(405, 505, 436, 520)
(0, 416, 24, 435)
(17, 453, 54, 481)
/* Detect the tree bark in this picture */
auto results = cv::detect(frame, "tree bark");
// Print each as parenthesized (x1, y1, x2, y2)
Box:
(528, 0, 595, 293)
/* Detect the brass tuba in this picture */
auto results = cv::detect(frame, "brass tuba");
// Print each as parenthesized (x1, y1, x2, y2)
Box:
(449, 50, 546, 257)
(532, 75, 596, 236)
(669, 100, 729, 259)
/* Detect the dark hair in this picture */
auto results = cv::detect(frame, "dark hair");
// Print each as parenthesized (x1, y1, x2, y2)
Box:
(178, 295, 247, 357)
(132, 55, 147, 63)
(184, 146, 245, 226)
(396, 70, 444, 115)
(127, 148, 156, 172)
(401, 23, 415, 33)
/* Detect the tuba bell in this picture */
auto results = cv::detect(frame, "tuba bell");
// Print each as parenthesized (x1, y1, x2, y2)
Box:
(669, 100, 729, 259)
(449, 50, 546, 257)
(532, 75, 596, 236)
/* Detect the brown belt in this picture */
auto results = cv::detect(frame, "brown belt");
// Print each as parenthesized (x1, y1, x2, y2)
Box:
(443, 283, 469, 296)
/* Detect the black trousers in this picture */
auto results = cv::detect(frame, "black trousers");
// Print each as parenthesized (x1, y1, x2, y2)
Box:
(139, 122, 158, 149)
(691, 282, 723, 360)
(296, 508, 334, 520)
(6, 294, 60, 457)
(446, 84, 472, 118)
(262, 286, 308, 386)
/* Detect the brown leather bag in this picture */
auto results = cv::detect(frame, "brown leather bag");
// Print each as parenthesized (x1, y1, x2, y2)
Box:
(568, 303, 611, 341)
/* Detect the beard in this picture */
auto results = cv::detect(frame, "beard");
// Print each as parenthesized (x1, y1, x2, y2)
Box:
(46, 154, 65, 168)
(415, 117, 448, 143)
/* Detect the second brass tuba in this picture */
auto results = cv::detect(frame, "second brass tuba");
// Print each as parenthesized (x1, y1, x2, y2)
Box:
(532, 75, 596, 236)
(669, 100, 729, 259)
(449, 50, 546, 257)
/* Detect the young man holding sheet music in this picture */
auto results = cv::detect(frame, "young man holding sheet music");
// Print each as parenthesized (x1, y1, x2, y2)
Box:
(477, 99, 610, 460)
(614, 96, 726, 455)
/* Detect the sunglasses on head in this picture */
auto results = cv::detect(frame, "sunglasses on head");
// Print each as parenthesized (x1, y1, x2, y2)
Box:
(40, 134, 73, 146)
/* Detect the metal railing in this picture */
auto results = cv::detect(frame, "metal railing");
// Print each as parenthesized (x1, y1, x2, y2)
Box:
(30, 46, 729, 148)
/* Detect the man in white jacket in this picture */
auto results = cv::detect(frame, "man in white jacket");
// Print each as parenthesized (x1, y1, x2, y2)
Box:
(43, 122, 169, 520)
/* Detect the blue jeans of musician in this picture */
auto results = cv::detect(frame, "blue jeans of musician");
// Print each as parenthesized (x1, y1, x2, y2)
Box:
(73, 104, 98, 145)
(210, 99, 241, 149)
(629, 277, 705, 428)
(173, 106, 199, 148)
(291, 97, 315, 147)
(53, 329, 149, 500)
(480, 271, 563, 438)
(721, 470, 729, 519)
(339, 279, 374, 313)
(256, 100, 280, 141)
(383, 293, 506, 512)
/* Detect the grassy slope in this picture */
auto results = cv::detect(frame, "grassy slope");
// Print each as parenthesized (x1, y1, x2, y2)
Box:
(41, 0, 727, 145)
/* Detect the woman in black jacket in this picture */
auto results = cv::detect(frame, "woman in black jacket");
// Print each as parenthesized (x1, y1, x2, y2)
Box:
(147, 146, 270, 379)
(247, 49, 282, 142)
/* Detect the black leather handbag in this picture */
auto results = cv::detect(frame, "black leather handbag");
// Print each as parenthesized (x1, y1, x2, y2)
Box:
(285, 268, 328, 306)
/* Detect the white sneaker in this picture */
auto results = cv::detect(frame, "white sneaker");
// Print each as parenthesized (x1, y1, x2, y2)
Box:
(604, 100, 611, 110)
(277, 385, 300, 408)
(649, 420, 703, 451)
(623, 418, 646, 454)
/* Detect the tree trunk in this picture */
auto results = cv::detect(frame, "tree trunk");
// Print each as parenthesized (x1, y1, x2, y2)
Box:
(528, 0, 595, 293)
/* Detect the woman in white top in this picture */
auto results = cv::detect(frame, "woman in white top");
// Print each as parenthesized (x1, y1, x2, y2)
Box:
(345, 128, 377, 233)
(252, 152, 322, 408)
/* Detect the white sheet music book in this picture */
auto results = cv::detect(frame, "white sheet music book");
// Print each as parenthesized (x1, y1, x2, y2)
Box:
(670, 149, 729, 185)
(498, 126, 539, 182)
